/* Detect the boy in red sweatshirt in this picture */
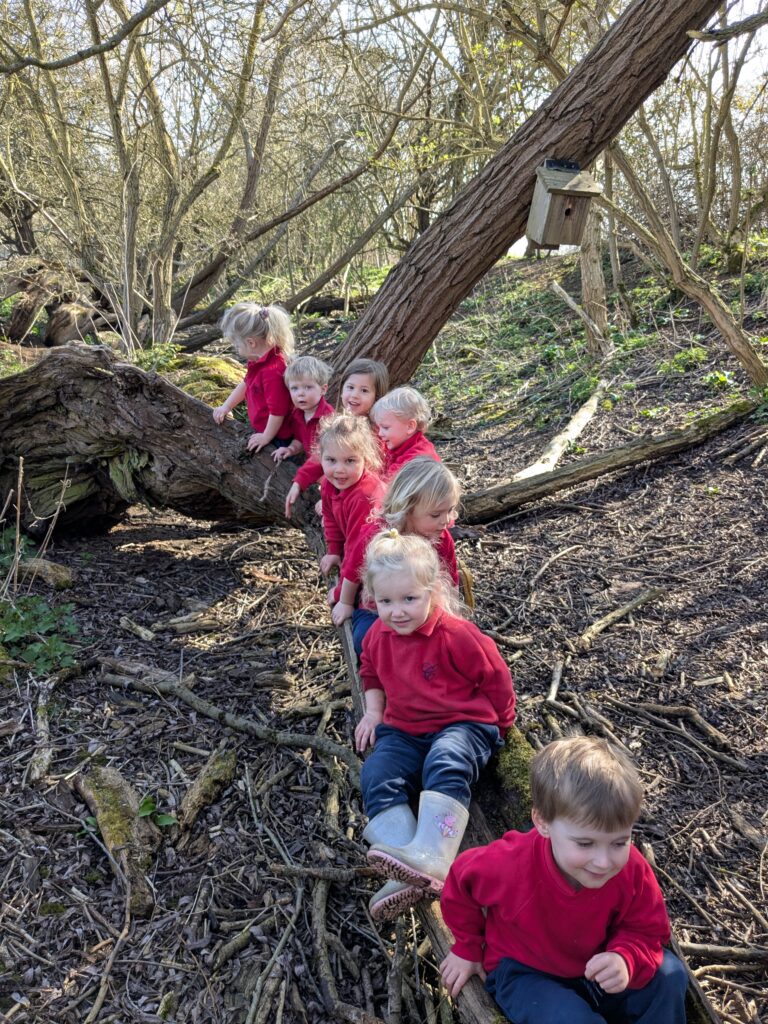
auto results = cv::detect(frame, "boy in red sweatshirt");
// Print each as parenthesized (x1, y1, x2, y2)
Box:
(440, 736, 688, 1024)
(272, 355, 334, 466)
(371, 386, 439, 480)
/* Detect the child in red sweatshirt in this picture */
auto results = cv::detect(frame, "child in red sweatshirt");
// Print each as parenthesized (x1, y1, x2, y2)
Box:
(284, 358, 389, 518)
(356, 531, 515, 921)
(440, 736, 688, 1024)
(371, 386, 439, 479)
(213, 303, 294, 452)
(318, 413, 384, 627)
(272, 356, 334, 465)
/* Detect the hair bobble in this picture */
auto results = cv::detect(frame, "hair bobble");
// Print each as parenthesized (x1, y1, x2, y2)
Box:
(259, 307, 269, 321)
(383, 528, 399, 539)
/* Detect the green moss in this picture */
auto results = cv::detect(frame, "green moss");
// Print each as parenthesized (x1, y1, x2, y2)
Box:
(87, 767, 138, 855)
(84, 869, 105, 884)
(40, 901, 66, 916)
(495, 726, 534, 829)
(107, 449, 151, 502)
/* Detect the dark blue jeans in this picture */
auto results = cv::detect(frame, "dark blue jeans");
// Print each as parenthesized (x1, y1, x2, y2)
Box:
(485, 950, 687, 1024)
(352, 608, 378, 656)
(360, 721, 503, 818)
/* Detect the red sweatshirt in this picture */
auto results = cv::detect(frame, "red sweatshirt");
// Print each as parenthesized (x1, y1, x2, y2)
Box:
(436, 528, 459, 586)
(383, 431, 440, 479)
(360, 610, 515, 734)
(441, 829, 670, 986)
(286, 396, 334, 456)
(321, 471, 384, 601)
(244, 348, 292, 433)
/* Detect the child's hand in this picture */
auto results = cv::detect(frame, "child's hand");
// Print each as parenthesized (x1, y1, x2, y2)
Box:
(284, 483, 300, 519)
(319, 553, 341, 575)
(439, 951, 486, 998)
(584, 952, 629, 994)
(212, 405, 230, 424)
(331, 601, 354, 626)
(314, 498, 323, 517)
(272, 446, 292, 463)
(247, 432, 268, 452)
(355, 709, 383, 753)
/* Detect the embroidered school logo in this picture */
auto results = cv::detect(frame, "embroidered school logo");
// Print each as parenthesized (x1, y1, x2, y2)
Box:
(435, 813, 459, 838)
(422, 663, 437, 680)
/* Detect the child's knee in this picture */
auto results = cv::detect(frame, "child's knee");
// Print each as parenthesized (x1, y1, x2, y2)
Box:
(656, 950, 688, 996)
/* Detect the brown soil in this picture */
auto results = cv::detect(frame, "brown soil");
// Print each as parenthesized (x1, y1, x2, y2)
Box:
(2, 268, 767, 1023)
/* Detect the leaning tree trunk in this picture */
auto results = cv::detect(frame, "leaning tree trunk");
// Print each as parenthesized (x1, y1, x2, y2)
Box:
(332, 0, 721, 387)
(0, 347, 316, 537)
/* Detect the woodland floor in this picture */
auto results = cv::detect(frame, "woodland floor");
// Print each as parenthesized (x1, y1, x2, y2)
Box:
(1, 255, 767, 1024)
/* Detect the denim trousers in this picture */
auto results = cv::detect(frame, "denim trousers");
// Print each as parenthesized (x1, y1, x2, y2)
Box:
(360, 721, 503, 818)
(351, 608, 379, 656)
(485, 950, 688, 1024)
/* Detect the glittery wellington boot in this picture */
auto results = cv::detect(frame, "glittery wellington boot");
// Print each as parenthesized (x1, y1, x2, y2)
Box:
(362, 804, 426, 922)
(367, 790, 469, 894)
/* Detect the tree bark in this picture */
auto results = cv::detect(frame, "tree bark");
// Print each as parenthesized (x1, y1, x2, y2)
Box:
(579, 206, 611, 356)
(0, 346, 315, 536)
(332, 0, 722, 387)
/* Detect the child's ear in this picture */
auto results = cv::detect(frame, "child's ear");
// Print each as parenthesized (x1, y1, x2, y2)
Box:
(406, 417, 418, 435)
(531, 808, 551, 837)
(319, 383, 329, 395)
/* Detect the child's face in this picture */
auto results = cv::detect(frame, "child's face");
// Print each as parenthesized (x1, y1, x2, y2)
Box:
(533, 811, 632, 890)
(341, 373, 376, 416)
(321, 440, 365, 491)
(406, 497, 457, 541)
(372, 568, 433, 635)
(288, 377, 326, 413)
(376, 411, 417, 451)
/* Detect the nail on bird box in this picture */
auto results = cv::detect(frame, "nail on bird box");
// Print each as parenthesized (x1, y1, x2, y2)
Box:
(526, 159, 602, 250)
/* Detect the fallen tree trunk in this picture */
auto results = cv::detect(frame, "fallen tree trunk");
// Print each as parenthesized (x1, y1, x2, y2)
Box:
(0, 346, 315, 536)
(463, 400, 755, 524)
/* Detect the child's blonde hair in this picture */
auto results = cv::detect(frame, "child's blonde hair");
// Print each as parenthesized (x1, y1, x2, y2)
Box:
(382, 457, 460, 532)
(530, 736, 644, 832)
(316, 412, 382, 472)
(372, 386, 431, 431)
(284, 355, 332, 387)
(221, 302, 295, 357)
(343, 358, 389, 401)
(362, 530, 464, 617)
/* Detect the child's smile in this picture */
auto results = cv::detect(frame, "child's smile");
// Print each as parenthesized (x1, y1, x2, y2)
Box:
(376, 411, 416, 451)
(534, 813, 632, 890)
(321, 441, 365, 490)
(372, 568, 432, 635)
(342, 373, 376, 416)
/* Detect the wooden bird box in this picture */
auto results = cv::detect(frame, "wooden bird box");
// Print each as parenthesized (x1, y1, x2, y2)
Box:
(526, 159, 602, 250)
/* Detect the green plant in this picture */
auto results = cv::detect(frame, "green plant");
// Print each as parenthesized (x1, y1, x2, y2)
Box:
(0, 596, 78, 674)
(134, 341, 183, 373)
(138, 794, 177, 827)
(0, 527, 35, 570)
(657, 346, 708, 374)
(702, 370, 735, 392)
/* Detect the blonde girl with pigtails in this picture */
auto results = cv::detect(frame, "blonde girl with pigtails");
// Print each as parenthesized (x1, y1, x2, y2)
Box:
(355, 530, 515, 922)
(213, 302, 294, 453)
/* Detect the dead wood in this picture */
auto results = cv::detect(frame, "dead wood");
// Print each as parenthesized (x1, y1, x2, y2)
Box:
(0, 345, 316, 536)
(18, 556, 76, 588)
(98, 657, 361, 785)
(463, 400, 756, 523)
(577, 586, 665, 650)
(73, 765, 161, 917)
(549, 282, 609, 351)
(177, 742, 237, 833)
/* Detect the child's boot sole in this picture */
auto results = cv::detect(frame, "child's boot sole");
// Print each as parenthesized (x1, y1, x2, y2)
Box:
(367, 850, 445, 893)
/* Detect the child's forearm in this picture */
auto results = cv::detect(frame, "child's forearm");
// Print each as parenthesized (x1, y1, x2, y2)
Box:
(285, 439, 304, 456)
(222, 381, 247, 411)
(364, 688, 386, 715)
(260, 414, 286, 443)
(337, 577, 359, 606)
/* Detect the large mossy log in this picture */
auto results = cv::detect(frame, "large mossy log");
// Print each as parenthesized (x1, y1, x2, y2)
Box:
(0, 345, 315, 536)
